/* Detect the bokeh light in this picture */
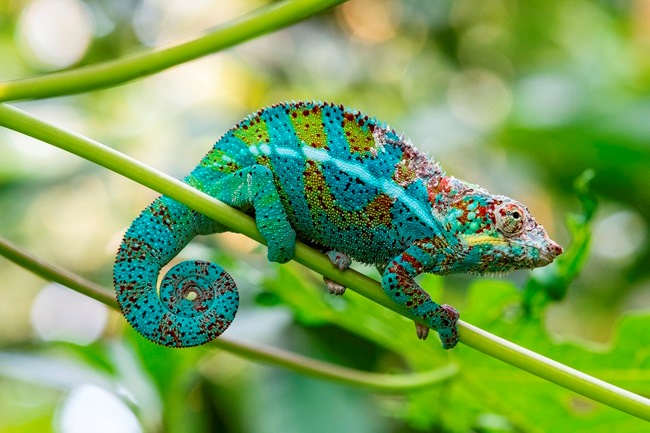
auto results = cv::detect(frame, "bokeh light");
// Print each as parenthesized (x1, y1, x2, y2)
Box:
(592, 208, 647, 261)
(31, 283, 108, 345)
(447, 69, 512, 130)
(57, 384, 141, 433)
(339, 0, 401, 43)
(17, 0, 93, 69)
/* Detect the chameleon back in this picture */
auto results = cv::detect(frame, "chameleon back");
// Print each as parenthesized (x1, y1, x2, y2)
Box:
(187, 101, 446, 266)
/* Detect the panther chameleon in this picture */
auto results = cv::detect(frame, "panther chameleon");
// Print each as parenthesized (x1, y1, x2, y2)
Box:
(113, 101, 563, 349)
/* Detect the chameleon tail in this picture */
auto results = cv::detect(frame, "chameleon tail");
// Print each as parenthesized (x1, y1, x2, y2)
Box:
(113, 196, 238, 347)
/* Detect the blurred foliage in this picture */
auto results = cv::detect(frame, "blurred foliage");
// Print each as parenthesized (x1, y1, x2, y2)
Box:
(524, 169, 597, 312)
(263, 267, 650, 431)
(0, 0, 649, 432)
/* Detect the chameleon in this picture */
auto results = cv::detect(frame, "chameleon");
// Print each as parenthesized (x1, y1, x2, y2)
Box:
(113, 101, 563, 349)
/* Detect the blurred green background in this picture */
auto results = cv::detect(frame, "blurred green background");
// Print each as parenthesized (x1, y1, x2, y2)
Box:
(0, 0, 648, 432)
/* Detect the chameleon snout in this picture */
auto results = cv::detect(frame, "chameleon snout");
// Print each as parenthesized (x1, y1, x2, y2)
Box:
(537, 238, 563, 266)
(547, 240, 563, 257)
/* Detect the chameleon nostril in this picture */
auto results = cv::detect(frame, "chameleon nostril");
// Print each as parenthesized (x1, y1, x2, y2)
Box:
(548, 241, 563, 257)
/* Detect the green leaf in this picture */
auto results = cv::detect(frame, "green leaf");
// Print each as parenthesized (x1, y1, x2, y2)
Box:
(460, 280, 649, 432)
(263, 265, 649, 431)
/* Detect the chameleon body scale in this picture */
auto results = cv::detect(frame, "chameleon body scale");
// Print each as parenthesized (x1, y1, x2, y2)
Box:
(114, 101, 562, 349)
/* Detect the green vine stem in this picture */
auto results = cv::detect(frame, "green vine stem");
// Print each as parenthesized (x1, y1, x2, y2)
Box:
(0, 236, 458, 392)
(213, 333, 459, 391)
(0, 0, 346, 102)
(0, 103, 649, 420)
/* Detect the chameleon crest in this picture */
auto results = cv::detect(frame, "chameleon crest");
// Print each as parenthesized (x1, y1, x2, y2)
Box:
(114, 101, 562, 349)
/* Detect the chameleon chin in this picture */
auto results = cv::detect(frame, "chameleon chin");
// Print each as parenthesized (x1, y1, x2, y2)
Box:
(114, 101, 562, 349)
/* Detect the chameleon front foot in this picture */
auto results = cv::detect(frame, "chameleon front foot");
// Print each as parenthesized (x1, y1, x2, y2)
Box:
(414, 306, 459, 346)
(432, 304, 460, 349)
(413, 303, 459, 348)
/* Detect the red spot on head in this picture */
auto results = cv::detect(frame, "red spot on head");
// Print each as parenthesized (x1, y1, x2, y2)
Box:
(437, 178, 452, 194)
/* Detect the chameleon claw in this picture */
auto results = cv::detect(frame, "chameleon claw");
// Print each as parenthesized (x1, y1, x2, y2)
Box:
(415, 322, 429, 340)
(323, 277, 346, 295)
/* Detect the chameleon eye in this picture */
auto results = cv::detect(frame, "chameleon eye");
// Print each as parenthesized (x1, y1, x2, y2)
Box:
(496, 203, 525, 236)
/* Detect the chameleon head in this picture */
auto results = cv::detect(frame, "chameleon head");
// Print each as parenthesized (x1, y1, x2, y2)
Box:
(434, 177, 563, 275)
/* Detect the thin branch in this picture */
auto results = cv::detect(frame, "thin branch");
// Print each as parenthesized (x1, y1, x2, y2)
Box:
(213, 336, 459, 391)
(0, 237, 117, 309)
(0, 103, 648, 421)
(0, 0, 347, 102)
(0, 236, 458, 392)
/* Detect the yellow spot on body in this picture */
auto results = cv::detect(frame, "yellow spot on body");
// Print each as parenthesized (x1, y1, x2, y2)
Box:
(342, 116, 375, 154)
(233, 117, 269, 146)
(290, 106, 328, 149)
(203, 150, 241, 173)
(256, 155, 271, 167)
(303, 161, 393, 228)
(185, 291, 198, 301)
(364, 193, 394, 226)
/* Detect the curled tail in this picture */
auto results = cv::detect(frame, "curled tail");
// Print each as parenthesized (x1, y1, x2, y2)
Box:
(113, 196, 238, 347)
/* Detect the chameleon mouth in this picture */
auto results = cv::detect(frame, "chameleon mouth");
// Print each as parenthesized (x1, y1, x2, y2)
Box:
(536, 240, 563, 266)
(469, 271, 508, 277)
(536, 253, 554, 266)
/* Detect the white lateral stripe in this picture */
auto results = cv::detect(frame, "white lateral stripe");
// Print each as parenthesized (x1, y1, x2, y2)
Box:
(253, 145, 437, 227)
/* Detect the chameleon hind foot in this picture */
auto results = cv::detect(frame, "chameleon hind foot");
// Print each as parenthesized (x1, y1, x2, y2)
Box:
(324, 277, 346, 295)
(323, 251, 352, 296)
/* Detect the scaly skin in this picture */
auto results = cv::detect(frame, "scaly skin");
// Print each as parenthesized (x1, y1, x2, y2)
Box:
(113, 101, 562, 349)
